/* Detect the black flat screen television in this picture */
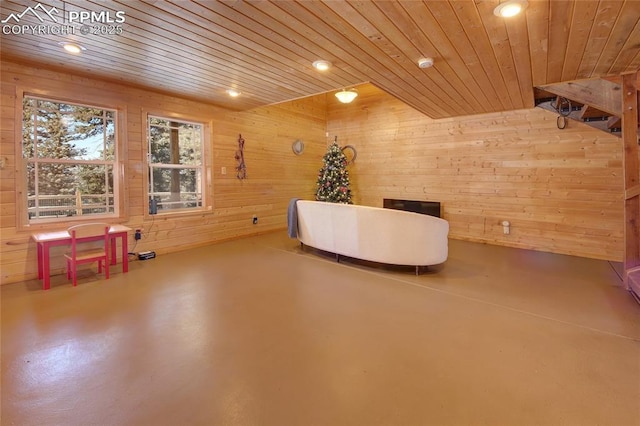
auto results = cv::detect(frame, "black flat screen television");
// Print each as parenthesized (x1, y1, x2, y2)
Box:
(383, 199, 441, 218)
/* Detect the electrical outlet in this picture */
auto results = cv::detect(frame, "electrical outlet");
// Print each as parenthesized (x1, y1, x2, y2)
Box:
(135, 229, 142, 240)
(501, 221, 510, 235)
(252, 216, 258, 225)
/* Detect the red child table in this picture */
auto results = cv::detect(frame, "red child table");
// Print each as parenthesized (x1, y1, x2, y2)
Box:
(32, 225, 131, 290)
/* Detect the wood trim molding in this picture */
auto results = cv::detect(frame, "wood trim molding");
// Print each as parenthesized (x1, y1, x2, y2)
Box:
(622, 72, 640, 289)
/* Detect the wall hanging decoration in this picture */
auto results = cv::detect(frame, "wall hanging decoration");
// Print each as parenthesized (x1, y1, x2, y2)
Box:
(235, 133, 247, 179)
(292, 139, 305, 155)
(341, 144, 357, 165)
(554, 96, 571, 130)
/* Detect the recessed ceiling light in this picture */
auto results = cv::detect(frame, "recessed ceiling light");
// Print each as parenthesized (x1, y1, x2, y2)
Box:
(226, 89, 240, 97)
(313, 60, 332, 71)
(58, 42, 85, 54)
(493, 0, 528, 17)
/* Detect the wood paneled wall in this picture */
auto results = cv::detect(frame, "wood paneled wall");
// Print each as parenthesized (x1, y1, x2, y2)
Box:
(327, 84, 625, 261)
(0, 61, 326, 285)
(0, 64, 628, 285)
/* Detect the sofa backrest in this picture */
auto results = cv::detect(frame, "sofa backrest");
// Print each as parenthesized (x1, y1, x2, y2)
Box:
(296, 200, 449, 266)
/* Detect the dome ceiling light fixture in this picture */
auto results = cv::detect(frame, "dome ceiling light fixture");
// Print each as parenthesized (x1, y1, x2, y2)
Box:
(312, 60, 332, 71)
(335, 88, 358, 104)
(226, 89, 241, 97)
(418, 57, 434, 69)
(58, 42, 85, 54)
(493, 0, 528, 17)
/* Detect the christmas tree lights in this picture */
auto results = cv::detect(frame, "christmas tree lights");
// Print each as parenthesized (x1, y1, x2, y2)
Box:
(315, 140, 352, 204)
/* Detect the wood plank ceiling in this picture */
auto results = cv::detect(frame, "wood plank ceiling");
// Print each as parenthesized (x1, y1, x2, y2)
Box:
(1, 0, 639, 118)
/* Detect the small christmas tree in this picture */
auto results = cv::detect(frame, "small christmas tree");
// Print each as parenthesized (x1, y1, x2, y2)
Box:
(315, 140, 352, 204)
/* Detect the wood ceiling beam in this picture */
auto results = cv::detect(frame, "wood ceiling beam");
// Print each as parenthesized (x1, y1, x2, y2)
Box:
(539, 78, 622, 117)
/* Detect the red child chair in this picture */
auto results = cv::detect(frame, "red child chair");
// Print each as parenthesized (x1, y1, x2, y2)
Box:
(64, 223, 110, 286)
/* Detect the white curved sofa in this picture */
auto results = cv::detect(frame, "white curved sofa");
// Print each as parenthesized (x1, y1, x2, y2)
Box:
(293, 200, 449, 271)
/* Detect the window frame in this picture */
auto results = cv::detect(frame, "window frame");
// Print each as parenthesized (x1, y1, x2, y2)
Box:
(144, 111, 212, 217)
(17, 90, 126, 230)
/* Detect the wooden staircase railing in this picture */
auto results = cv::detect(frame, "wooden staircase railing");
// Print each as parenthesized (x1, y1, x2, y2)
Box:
(538, 73, 640, 301)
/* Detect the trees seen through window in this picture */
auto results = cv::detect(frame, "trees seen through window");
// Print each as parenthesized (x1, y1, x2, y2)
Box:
(22, 96, 117, 222)
(148, 116, 204, 213)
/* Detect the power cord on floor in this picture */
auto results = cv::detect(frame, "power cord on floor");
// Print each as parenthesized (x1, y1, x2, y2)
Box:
(128, 214, 156, 261)
(128, 239, 139, 261)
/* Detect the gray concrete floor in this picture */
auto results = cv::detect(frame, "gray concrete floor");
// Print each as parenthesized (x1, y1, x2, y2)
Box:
(2, 231, 639, 425)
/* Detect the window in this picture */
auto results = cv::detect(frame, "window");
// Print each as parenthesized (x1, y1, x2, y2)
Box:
(147, 116, 204, 213)
(22, 96, 118, 223)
